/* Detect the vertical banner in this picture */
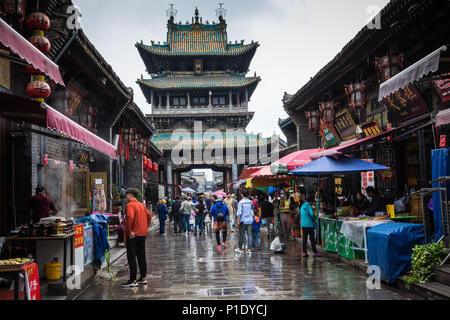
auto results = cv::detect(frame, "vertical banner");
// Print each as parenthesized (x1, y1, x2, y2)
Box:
(22, 263, 40, 300)
(232, 164, 238, 182)
(361, 159, 375, 196)
(74, 224, 84, 273)
(167, 165, 172, 185)
(74, 224, 84, 248)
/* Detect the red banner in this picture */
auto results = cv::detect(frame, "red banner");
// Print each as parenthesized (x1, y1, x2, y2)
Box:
(22, 263, 40, 300)
(74, 224, 84, 249)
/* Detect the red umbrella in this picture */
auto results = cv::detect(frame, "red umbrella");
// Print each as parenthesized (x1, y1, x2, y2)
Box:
(276, 148, 325, 171)
(214, 190, 227, 197)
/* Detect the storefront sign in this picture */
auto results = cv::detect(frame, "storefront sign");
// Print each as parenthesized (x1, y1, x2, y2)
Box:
(382, 84, 429, 122)
(360, 120, 382, 138)
(321, 122, 340, 148)
(167, 165, 172, 185)
(440, 135, 447, 148)
(232, 164, 238, 182)
(74, 224, 84, 248)
(361, 159, 375, 197)
(0, 49, 10, 90)
(376, 167, 396, 184)
(334, 108, 358, 141)
(434, 74, 450, 106)
(22, 263, 40, 300)
(335, 177, 344, 196)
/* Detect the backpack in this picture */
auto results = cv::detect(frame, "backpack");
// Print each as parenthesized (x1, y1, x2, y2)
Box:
(216, 205, 225, 222)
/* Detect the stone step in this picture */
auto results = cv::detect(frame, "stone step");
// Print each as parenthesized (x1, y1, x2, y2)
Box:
(397, 277, 450, 300)
(434, 265, 450, 287)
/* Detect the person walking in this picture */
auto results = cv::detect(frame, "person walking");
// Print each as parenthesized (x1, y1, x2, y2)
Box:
(172, 196, 183, 234)
(300, 194, 321, 258)
(194, 198, 206, 236)
(157, 199, 169, 235)
(180, 197, 191, 233)
(236, 189, 255, 254)
(224, 193, 237, 233)
(210, 196, 229, 251)
(261, 195, 274, 236)
(122, 188, 152, 288)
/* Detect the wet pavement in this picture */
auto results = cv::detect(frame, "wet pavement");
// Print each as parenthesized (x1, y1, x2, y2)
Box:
(75, 220, 421, 300)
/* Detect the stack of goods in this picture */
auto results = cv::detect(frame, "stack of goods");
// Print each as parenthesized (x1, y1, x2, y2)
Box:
(0, 258, 31, 267)
(63, 220, 74, 235)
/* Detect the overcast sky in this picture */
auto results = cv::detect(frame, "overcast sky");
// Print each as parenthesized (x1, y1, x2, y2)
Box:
(73, 0, 390, 139)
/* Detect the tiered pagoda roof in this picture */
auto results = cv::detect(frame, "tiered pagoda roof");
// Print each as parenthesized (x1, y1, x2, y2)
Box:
(136, 9, 259, 74)
(138, 72, 260, 93)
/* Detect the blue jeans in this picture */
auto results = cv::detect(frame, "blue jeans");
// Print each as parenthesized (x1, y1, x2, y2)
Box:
(195, 215, 205, 234)
(182, 214, 189, 232)
(253, 228, 260, 248)
(239, 223, 253, 250)
(159, 217, 166, 234)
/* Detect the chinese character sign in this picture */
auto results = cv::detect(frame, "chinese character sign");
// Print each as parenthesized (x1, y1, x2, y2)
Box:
(361, 159, 375, 197)
(335, 177, 344, 196)
(22, 263, 40, 300)
(74, 224, 84, 249)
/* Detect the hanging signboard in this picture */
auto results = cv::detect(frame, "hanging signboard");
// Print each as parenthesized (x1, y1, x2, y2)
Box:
(232, 164, 238, 182)
(0, 49, 10, 90)
(360, 120, 382, 138)
(22, 263, 40, 300)
(434, 74, 450, 106)
(361, 159, 375, 197)
(382, 84, 429, 122)
(167, 165, 172, 185)
(321, 123, 341, 148)
(334, 108, 358, 141)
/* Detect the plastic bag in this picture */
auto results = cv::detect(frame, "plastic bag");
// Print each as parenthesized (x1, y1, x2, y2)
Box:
(270, 237, 282, 252)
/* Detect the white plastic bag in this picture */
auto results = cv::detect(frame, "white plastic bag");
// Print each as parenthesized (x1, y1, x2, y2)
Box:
(270, 236, 282, 252)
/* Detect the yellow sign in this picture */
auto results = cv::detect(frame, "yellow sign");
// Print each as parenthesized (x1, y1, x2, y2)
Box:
(387, 205, 395, 218)
(0, 49, 11, 90)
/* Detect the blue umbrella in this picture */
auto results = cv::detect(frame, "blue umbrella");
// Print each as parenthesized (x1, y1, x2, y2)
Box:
(290, 155, 389, 175)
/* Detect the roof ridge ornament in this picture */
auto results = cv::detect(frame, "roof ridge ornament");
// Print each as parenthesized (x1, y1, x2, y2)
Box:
(166, 3, 177, 19)
(216, 3, 227, 19)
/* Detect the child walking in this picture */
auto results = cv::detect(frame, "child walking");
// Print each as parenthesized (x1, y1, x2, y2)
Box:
(253, 215, 262, 250)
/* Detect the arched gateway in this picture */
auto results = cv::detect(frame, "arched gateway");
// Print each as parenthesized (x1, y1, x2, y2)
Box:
(136, 6, 279, 198)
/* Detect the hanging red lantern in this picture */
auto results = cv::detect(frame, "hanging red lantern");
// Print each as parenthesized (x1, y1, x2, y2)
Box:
(29, 33, 51, 53)
(26, 12, 50, 31)
(305, 111, 319, 133)
(27, 79, 51, 102)
(319, 101, 336, 126)
(148, 158, 152, 172)
(345, 82, 366, 122)
(43, 153, 48, 165)
(153, 163, 158, 173)
(375, 54, 404, 83)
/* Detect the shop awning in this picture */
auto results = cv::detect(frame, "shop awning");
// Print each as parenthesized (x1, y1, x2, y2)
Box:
(0, 92, 117, 159)
(0, 17, 65, 86)
(435, 108, 450, 127)
(310, 116, 430, 159)
(378, 46, 447, 101)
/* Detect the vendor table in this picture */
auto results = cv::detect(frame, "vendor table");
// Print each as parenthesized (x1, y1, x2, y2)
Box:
(0, 262, 31, 300)
(9, 233, 75, 282)
(320, 218, 392, 263)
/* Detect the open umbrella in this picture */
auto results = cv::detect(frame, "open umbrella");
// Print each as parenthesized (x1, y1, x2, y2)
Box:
(213, 190, 227, 197)
(290, 154, 389, 175)
(182, 187, 197, 193)
(274, 148, 326, 172)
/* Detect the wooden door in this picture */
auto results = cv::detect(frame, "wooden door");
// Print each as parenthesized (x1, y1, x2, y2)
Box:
(70, 169, 90, 218)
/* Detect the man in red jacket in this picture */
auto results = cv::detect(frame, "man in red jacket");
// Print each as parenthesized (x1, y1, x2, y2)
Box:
(122, 188, 152, 288)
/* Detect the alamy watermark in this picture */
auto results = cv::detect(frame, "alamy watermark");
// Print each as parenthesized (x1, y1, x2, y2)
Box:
(170, 121, 280, 166)
(366, 5, 382, 30)
(367, 265, 381, 290)
(67, 5, 82, 30)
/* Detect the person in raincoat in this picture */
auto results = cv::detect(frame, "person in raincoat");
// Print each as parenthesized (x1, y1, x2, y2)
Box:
(157, 199, 169, 235)
(210, 196, 229, 251)
(300, 194, 322, 258)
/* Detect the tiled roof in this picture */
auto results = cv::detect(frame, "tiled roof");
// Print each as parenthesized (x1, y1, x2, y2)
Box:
(136, 35, 258, 56)
(152, 133, 271, 151)
(137, 73, 260, 90)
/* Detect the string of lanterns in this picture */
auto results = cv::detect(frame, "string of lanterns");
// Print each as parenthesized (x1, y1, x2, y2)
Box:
(25, 11, 51, 102)
(117, 128, 159, 173)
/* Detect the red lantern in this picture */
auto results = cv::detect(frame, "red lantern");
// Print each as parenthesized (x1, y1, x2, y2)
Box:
(345, 82, 366, 122)
(305, 111, 319, 133)
(29, 34, 51, 53)
(43, 153, 48, 165)
(27, 80, 51, 101)
(26, 12, 50, 31)
(148, 158, 152, 172)
(153, 163, 158, 173)
(319, 101, 336, 126)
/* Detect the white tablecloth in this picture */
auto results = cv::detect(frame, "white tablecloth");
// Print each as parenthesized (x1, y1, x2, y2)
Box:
(340, 220, 393, 247)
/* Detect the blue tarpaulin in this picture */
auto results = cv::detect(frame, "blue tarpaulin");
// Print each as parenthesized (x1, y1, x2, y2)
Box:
(290, 155, 389, 175)
(367, 223, 424, 284)
(431, 148, 450, 243)
(75, 214, 110, 267)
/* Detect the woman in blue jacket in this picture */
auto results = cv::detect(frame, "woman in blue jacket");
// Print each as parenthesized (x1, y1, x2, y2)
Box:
(300, 194, 322, 257)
